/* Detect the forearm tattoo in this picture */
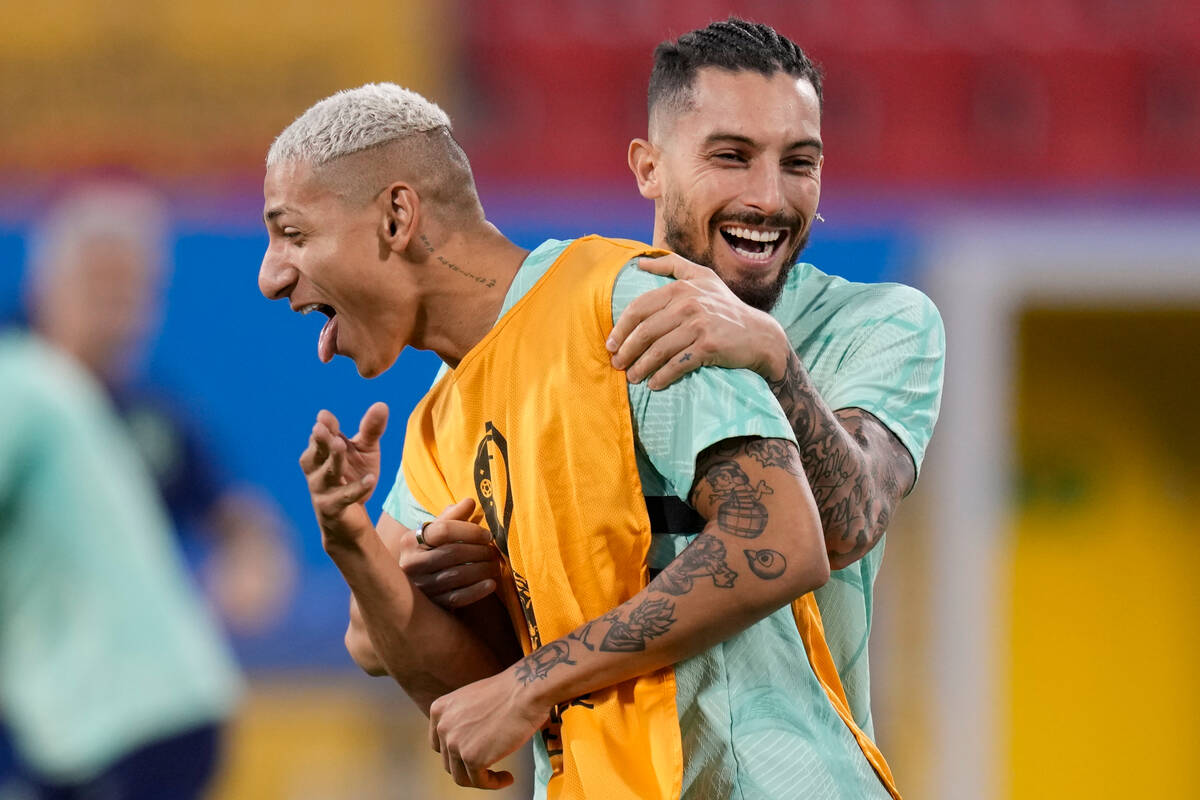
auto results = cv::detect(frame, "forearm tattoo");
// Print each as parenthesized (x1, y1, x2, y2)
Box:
(515, 641, 575, 685)
(767, 350, 915, 565)
(653, 534, 738, 595)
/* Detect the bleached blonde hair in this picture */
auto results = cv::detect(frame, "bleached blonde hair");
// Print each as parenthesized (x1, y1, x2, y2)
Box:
(267, 82, 452, 168)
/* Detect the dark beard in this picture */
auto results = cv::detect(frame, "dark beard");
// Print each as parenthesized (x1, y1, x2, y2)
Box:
(662, 199, 808, 312)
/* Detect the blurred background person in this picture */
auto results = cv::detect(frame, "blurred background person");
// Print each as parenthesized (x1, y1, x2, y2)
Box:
(24, 182, 297, 636)
(0, 265, 242, 796)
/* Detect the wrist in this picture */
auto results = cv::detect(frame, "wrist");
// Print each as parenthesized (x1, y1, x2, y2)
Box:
(320, 515, 375, 555)
(757, 318, 793, 383)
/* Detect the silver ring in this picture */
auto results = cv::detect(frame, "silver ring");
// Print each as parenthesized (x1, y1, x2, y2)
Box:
(415, 521, 432, 548)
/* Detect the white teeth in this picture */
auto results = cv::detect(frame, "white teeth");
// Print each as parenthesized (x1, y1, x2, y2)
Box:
(730, 241, 778, 261)
(723, 226, 782, 243)
(299, 303, 321, 315)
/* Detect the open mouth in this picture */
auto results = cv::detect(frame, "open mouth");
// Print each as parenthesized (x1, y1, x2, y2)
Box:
(297, 303, 339, 363)
(718, 225, 785, 263)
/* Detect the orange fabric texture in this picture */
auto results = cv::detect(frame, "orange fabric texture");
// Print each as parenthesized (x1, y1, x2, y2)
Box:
(403, 237, 682, 799)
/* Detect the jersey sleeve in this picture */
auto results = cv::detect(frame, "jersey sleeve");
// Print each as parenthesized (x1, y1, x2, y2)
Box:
(382, 466, 435, 530)
(382, 366, 446, 530)
(819, 284, 946, 479)
(612, 263, 797, 502)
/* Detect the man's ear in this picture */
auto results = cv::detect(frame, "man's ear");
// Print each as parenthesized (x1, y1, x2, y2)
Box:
(380, 182, 419, 252)
(628, 138, 663, 200)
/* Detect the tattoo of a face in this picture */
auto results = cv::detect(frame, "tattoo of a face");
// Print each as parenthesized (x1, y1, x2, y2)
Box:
(653, 534, 738, 595)
(599, 597, 676, 652)
(515, 641, 575, 685)
(703, 460, 773, 539)
(743, 548, 787, 580)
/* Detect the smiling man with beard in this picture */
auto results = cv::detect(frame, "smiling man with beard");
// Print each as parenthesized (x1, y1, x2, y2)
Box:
(606, 19, 947, 742)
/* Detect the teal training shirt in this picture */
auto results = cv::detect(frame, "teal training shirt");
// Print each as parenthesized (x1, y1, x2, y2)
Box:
(385, 239, 893, 800)
(0, 332, 241, 782)
(769, 261, 946, 738)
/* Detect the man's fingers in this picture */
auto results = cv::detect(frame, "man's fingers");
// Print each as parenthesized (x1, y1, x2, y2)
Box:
(637, 253, 714, 280)
(613, 305, 694, 373)
(354, 401, 389, 449)
(414, 558, 500, 593)
(298, 437, 319, 473)
(625, 325, 700, 386)
(605, 284, 674, 354)
(316, 409, 341, 437)
(472, 768, 514, 791)
(420, 518, 493, 548)
(317, 473, 375, 518)
(324, 437, 347, 487)
(449, 754, 473, 788)
(404, 543, 499, 577)
(438, 496, 477, 522)
(430, 579, 498, 610)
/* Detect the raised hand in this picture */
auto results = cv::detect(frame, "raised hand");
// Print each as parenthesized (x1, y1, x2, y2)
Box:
(298, 401, 388, 548)
(606, 253, 791, 389)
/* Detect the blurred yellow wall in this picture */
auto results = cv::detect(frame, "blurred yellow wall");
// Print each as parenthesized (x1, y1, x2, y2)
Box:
(1010, 308, 1200, 798)
(0, 0, 454, 177)
(208, 675, 532, 800)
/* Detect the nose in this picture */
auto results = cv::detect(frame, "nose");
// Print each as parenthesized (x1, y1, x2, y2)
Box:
(258, 244, 297, 301)
(741, 161, 785, 216)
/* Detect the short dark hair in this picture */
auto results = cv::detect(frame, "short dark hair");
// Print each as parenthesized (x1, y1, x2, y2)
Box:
(648, 17, 823, 124)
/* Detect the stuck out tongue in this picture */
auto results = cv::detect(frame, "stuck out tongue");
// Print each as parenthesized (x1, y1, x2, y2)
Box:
(318, 315, 338, 363)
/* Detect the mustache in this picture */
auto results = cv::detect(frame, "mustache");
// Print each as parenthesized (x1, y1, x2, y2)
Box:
(711, 210, 804, 232)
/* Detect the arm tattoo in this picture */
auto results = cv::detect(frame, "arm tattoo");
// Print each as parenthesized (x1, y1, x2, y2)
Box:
(696, 459, 773, 539)
(515, 641, 576, 685)
(599, 596, 677, 652)
(767, 350, 915, 565)
(743, 548, 787, 579)
(652, 534, 738, 595)
(744, 438, 805, 479)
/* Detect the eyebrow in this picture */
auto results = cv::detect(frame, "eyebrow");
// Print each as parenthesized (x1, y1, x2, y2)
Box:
(263, 206, 294, 224)
(703, 133, 823, 153)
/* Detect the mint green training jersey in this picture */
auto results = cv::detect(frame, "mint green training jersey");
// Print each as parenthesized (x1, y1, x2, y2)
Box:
(770, 262, 946, 738)
(385, 239, 894, 799)
(0, 332, 241, 783)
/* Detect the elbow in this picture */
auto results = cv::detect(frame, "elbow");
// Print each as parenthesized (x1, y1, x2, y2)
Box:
(827, 551, 855, 572)
(794, 551, 830, 595)
(344, 626, 387, 677)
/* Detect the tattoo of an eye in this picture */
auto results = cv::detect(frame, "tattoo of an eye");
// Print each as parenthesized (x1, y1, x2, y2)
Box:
(702, 460, 772, 539)
(515, 641, 575, 685)
(653, 534, 738, 595)
(743, 548, 787, 580)
(599, 597, 677, 652)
